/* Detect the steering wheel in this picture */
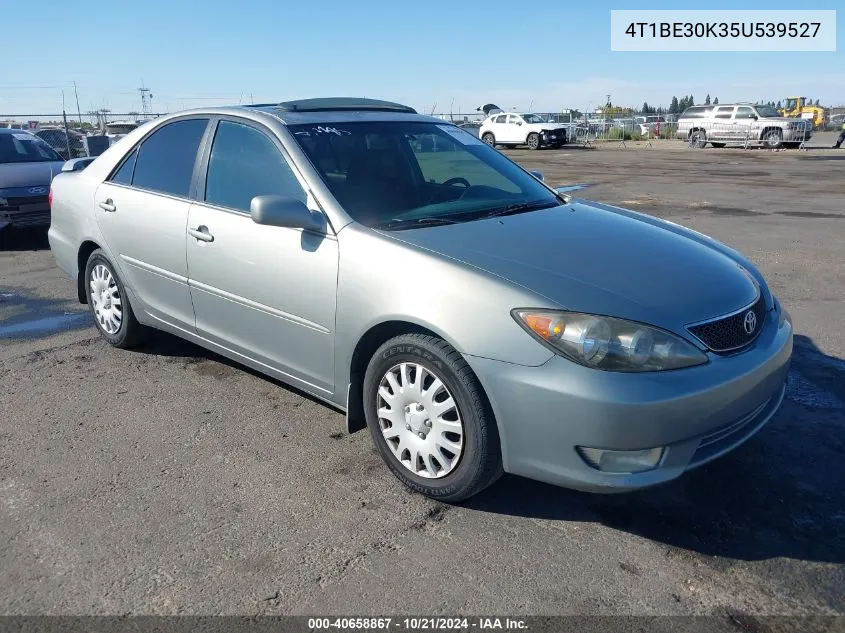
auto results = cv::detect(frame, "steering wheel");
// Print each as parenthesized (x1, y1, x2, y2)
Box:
(442, 177, 470, 188)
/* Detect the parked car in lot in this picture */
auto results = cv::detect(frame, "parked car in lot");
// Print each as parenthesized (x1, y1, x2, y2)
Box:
(35, 128, 87, 160)
(676, 103, 813, 149)
(635, 115, 667, 136)
(48, 98, 792, 501)
(479, 112, 568, 149)
(102, 121, 141, 146)
(0, 128, 65, 242)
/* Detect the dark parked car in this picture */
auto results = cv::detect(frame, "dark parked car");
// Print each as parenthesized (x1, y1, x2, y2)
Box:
(0, 129, 65, 243)
(35, 128, 86, 160)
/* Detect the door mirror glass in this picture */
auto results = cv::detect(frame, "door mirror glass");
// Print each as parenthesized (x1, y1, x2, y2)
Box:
(250, 195, 322, 231)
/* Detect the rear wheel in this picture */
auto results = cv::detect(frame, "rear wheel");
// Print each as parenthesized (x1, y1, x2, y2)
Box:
(85, 249, 146, 348)
(363, 334, 502, 502)
(526, 133, 540, 150)
(481, 133, 495, 147)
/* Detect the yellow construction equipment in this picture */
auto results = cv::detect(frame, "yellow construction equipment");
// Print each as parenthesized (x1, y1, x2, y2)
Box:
(779, 97, 826, 129)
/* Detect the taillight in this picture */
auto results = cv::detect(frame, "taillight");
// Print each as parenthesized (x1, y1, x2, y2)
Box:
(48, 187, 53, 208)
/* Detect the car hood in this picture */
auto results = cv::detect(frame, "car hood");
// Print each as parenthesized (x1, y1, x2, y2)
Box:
(382, 200, 760, 332)
(526, 123, 565, 132)
(0, 161, 64, 189)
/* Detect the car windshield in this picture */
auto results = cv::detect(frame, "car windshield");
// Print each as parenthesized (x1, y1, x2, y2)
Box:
(755, 106, 780, 118)
(289, 121, 561, 229)
(0, 132, 61, 163)
(521, 114, 547, 124)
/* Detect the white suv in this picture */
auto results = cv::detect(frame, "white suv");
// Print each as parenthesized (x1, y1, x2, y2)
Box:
(479, 113, 568, 150)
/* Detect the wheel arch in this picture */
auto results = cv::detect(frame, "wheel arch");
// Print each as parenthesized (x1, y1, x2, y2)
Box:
(76, 240, 102, 304)
(346, 319, 466, 434)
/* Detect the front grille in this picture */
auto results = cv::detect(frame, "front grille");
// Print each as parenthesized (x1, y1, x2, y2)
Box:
(687, 293, 767, 353)
(2, 195, 50, 210)
(0, 195, 51, 228)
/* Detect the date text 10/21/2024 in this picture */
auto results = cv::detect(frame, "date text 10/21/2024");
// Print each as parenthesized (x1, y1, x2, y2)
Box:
(307, 617, 528, 630)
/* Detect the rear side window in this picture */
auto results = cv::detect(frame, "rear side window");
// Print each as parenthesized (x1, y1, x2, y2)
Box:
(131, 119, 208, 197)
(714, 107, 734, 119)
(204, 120, 305, 213)
(110, 148, 138, 185)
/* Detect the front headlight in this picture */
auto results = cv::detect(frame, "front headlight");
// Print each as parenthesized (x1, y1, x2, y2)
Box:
(512, 310, 708, 372)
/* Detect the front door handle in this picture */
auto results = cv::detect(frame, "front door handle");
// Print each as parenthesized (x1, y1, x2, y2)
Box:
(188, 226, 214, 242)
(98, 199, 116, 212)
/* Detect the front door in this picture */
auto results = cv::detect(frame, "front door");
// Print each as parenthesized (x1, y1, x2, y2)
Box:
(94, 117, 209, 329)
(186, 119, 338, 393)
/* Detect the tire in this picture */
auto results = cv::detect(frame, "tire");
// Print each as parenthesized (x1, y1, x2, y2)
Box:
(710, 142, 726, 148)
(689, 130, 707, 148)
(363, 334, 502, 502)
(84, 249, 146, 348)
(763, 129, 783, 149)
(526, 133, 540, 150)
(481, 133, 495, 147)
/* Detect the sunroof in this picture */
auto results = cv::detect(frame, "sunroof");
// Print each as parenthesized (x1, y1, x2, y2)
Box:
(272, 98, 417, 114)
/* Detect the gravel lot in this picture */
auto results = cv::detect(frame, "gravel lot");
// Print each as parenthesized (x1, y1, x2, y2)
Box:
(1, 136, 843, 621)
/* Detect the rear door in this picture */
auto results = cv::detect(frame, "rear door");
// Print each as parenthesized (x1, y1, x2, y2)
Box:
(712, 106, 736, 141)
(185, 118, 338, 392)
(94, 117, 209, 330)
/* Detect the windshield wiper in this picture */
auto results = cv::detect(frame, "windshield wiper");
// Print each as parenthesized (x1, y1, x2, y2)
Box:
(374, 216, 461, 230)
(480, 199, 560, 219)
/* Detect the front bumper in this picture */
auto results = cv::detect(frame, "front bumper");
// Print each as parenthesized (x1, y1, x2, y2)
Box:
(466, 305, 793, 492)
(0, 195, 51, 230)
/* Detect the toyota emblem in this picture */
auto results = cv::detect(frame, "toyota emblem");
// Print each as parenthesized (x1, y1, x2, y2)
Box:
(28, 186, 47, 195)
(743, 310, 757, 335)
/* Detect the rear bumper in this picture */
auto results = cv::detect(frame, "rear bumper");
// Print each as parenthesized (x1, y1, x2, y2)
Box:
(466, 305, 793, 493)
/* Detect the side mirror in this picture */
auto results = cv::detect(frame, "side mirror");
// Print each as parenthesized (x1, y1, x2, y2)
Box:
(529, 170, 544, 182)
(61, 157, 95, 172)
(516, 121, 523, 126)
(250, 195, 323, 231)
(751, 115, 759, 120)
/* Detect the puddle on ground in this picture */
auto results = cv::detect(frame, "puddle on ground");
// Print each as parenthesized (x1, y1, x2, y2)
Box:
(0, 291, 91, 340)
(555, 183, 592, 193)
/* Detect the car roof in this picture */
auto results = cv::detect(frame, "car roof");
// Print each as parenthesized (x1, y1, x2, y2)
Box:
(152, 98, 443, 126)
(0, 127, 36, 136)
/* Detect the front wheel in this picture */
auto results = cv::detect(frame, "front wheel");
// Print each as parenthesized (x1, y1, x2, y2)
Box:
(763, 129, 783, 149)
(363, 334, 502, 502)
(689, 130, 707, 148)
(526, 133, 540, 150)
(85, 249, 146, 348)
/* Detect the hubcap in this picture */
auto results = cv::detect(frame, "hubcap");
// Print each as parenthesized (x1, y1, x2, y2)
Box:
(483, 135, 494, 146)
(376, 362, 464, 479)
(528, 136, 538, 149)
(89, 263, 123, 335)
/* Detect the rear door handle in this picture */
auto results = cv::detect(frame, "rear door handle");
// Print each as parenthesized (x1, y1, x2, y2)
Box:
(188, 226, 214, 242)
(98, 199, 116, 212)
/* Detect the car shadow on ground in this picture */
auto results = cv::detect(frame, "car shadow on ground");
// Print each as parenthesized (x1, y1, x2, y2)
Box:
(128, 329, 339, 411)
(467, 334, 845, 565)
(0, 227, 50, 251)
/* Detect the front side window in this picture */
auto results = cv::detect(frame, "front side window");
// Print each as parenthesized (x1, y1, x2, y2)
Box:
(131, 118, 208, 197)
(507, 114, 522, 125)
(290, 121, 560, 230)
(0, 132, 61, 163)
(735, 107, 756, 120)
(755, 105, 780, 118)
(204, 120, 305, 212)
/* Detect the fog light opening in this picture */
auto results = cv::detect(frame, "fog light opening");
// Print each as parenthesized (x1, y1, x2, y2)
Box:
(577, 446, 665, 474)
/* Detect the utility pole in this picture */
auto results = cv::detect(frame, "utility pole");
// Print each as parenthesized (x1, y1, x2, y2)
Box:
(138, 81, 153, 119)
(61, 91, 72, 158)
(73, 81, 83, 126)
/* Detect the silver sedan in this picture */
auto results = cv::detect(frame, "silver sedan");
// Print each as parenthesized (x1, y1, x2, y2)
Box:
(48, 98, 793, 501)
